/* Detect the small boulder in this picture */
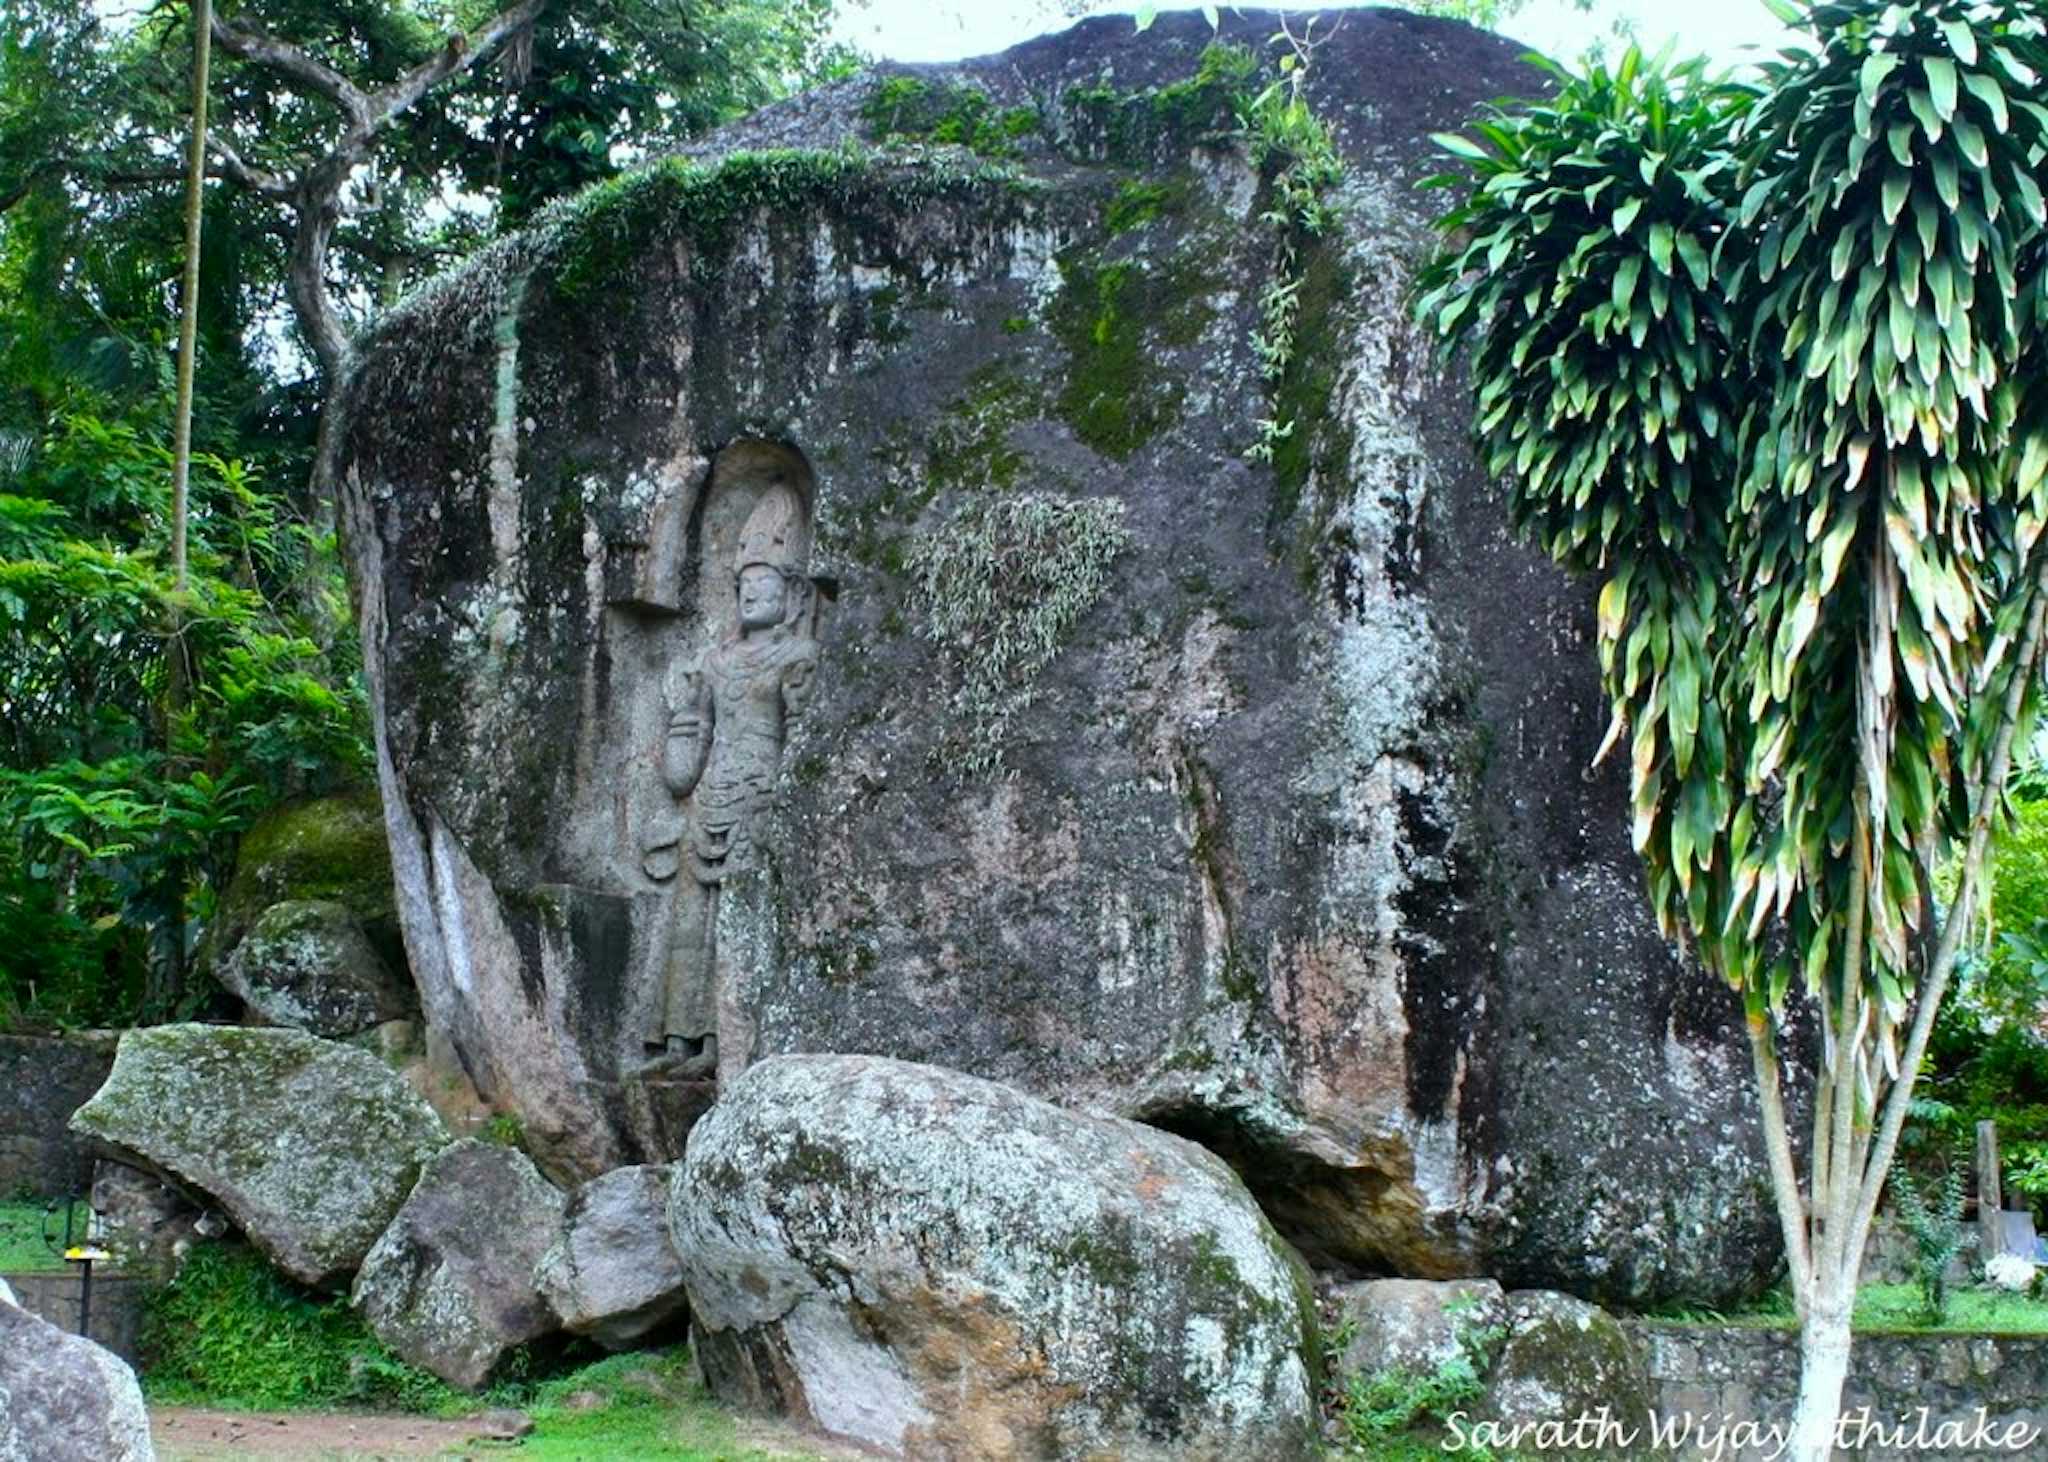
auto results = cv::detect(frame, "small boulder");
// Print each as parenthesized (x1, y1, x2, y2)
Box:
(91, 1160, 202, 1277)
(70, 1025, 449, 1289)
(352, 1140, 565, 1390)
(535, 1165, 689, 1350)
(218, 899, 414, 1038)
(1478, 1291, 1651, 1451)
(203, 788, 400, 963)
(672, 1054, 1319, 1461)
(1329, 1277, 1507, 1380)
(0, 1297, 155, 1461)
(467, 1408, 535, 1441)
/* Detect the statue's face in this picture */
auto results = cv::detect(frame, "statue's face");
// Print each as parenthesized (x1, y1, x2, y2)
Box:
(736, 564, 788, 630)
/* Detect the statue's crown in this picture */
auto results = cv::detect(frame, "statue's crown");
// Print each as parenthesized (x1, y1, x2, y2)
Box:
(734, 482, 805, 575)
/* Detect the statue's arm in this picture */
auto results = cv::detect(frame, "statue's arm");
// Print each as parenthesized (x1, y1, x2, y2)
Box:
(663, 666, 711, 795)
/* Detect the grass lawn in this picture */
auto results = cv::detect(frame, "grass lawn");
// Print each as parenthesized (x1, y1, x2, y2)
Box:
(0, 1200, 72, 1273)
(512, 1352, 823, 1461)
(1654, 1280, 2048, 1335)
(1850, 1282, 2048, 1334)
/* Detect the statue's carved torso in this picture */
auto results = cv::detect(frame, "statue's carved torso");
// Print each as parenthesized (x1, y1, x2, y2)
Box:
(676, 629, 818, 880)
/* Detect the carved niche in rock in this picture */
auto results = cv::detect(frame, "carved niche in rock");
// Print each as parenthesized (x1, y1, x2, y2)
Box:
(621, 444, 827, 1083)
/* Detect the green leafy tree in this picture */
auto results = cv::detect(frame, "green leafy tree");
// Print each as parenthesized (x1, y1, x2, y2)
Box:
(0, 398, 369, 1026)
(2, 0, 845, 494)
(0, 0, 852, 1024)
(1418, 3, 2048, 1455)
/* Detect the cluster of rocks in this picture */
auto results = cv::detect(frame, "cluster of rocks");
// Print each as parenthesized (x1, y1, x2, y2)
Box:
(338, 0, 1783, 1314)
(25, 9, 1807, 1460)
(1327, 1278, 1653, 1455)
(199, 788, 415, 1045)
(67, 1025, 689, 1391)
(65, 1028, 1332, 1455)
(62, 1022, 1663, 1459)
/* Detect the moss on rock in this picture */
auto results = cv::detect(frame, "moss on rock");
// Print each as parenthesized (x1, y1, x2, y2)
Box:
(536, 148, 1045, 302)
(1479, 1291, 1653, 1456)
(69, 1025, 450, 1290)
(1057, 42, 1256, 167)
(1051, 252, 1213, 459)
(861, 76, 1041, 158)
(213, 788, 393, 938)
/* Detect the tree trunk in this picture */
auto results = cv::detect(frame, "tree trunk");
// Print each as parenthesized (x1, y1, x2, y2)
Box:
(1789, 1284, 1854, 1462)
(152, 0, 213, 1023)
(287, 166, 351, 385)
(170, 0, 211, 593)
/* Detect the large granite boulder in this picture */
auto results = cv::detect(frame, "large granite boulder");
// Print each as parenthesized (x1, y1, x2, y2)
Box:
(352, 1140, 565, 1389)
(336, 5, 1782, 1302)
(535, 1164, 688, 1349)
(202, 788, 405, 975)
(671, 1055, 1318, 1460)
(69, 1025, 450, 1289)
(0, 1293, 155, 1462)
(217, 899, 414, 1038)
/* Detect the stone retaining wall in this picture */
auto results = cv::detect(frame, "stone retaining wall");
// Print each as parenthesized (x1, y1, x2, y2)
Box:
(1628, 1322, 2048, 1460)
(0, 1033, 117, 1197)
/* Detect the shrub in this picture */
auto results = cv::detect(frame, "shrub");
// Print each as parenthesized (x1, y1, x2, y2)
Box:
(141, 1242, 460, 1412)
(1890, 1161, 1969, 1325)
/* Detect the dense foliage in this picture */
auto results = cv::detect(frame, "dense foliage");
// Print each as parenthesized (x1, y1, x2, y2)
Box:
(0, 202, 367, 1026)
(0, 0, 849, 1029)
(142, 1242, 462, 1410)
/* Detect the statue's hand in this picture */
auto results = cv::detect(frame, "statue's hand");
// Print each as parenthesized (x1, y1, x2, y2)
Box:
(664, 660, 703, 713)
(643, 839, 681, 883)
(781, 654, 818, 718)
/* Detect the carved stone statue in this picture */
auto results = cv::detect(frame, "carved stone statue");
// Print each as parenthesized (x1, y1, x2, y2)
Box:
(642, 482, 820, 1072)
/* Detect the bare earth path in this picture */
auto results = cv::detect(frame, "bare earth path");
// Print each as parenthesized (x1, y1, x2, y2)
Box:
(152, 1407, 494, 1459)
(151, 1402, 866, 1460)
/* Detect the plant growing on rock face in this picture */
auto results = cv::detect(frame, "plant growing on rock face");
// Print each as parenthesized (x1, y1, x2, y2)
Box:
(908, 494, 1131, 778)
(1238, 19, 1345, 466)
(1418, 3, 2048, 1457)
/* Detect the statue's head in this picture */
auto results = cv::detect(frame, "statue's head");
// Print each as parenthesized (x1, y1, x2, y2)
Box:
(732, 480, 810, 634)
(736, 563, 789, 631)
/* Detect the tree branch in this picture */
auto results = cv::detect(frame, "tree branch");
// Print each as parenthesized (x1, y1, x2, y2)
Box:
(0, 159, 77, 214)
(209, 13, 370, 131)
(206, 136, 294, 199)
(205, 0, 549, 389)
(364, 0, 548, 136)
(1747, 1018, 1815, 1312)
